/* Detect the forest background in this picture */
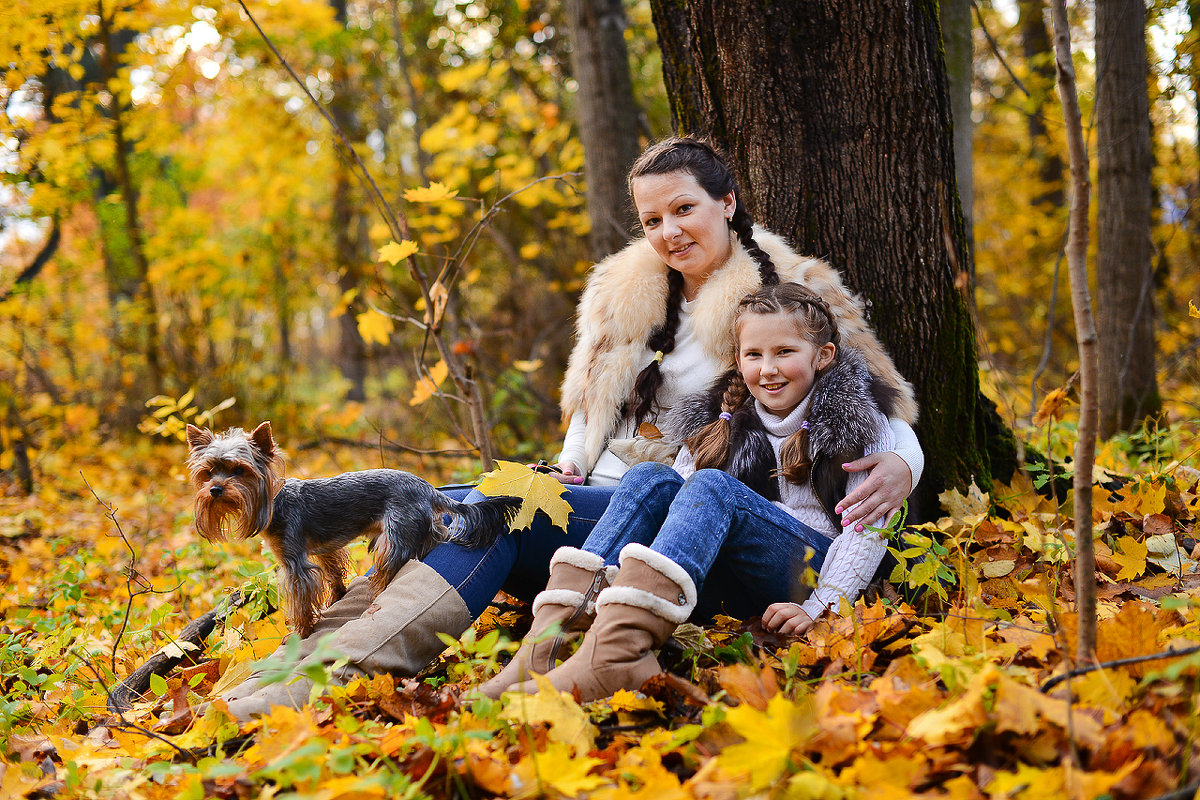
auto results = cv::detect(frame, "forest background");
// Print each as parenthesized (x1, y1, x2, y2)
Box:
(1, 0, 1200, 798)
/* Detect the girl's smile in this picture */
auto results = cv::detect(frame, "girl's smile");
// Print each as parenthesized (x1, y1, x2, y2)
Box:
(737, 312, 836, 418)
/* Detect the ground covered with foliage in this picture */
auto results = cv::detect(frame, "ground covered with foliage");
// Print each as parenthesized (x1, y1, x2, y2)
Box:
(0, 412, 1198, 800)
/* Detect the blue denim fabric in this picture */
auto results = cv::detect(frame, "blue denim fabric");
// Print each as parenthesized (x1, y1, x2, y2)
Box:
(423, 484, 617, 617)
(580, 462, 832, 621)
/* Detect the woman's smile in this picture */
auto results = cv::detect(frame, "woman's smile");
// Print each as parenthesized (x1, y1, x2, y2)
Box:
(632, 171, 735, 299)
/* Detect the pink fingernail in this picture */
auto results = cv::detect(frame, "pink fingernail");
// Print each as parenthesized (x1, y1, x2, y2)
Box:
(573, 477, 584, 484)
(855, 524, 864, 532)
(835, 506, 843, 514)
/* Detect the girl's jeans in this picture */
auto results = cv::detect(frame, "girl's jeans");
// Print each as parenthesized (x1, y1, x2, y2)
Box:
(581, 462, 832, 620)
(424, 484, 616, 617)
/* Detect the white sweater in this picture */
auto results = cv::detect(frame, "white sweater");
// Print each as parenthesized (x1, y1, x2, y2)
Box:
(556, 298, 924, 488)
(672, 396, 896, 621)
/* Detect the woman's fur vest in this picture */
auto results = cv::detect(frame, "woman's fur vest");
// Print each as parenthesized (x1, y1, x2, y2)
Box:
(558, 226, 918, 473)
(667, 348, 898, 529)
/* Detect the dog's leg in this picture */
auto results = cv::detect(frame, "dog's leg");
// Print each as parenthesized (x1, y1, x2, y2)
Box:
(279, 549, 325, 638)
(369, 507, 428, 598)
(314, 549, 351, 604)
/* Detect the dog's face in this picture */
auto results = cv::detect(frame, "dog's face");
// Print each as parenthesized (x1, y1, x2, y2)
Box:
(186, 421, 282, 542)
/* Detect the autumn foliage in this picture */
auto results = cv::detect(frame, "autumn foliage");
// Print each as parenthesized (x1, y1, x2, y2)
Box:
(2, 0, 1200, 798)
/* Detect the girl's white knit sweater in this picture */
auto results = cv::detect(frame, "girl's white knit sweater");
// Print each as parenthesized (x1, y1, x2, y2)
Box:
(673, 395, 896, 621)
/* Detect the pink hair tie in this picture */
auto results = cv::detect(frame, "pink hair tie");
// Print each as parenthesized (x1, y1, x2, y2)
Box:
(719, 412, 732, 421)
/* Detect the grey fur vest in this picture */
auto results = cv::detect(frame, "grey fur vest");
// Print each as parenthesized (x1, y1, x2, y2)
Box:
(666, 348, 897, 529)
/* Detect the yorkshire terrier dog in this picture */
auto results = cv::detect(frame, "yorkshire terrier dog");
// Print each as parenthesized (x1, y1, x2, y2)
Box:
(186, 421, 521, 637)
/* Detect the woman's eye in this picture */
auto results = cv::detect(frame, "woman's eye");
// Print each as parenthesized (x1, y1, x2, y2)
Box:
(677, 204, 692, 214)
(643, 217, 660, 228)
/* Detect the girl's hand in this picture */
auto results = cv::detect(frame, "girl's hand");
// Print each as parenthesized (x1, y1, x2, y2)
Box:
(762, 603, 815, 636)
(529, 460, 585, 485)
(836, 451, 911, 531)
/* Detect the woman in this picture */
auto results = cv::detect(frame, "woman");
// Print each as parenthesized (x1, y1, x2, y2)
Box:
(216, 137, 921, 719)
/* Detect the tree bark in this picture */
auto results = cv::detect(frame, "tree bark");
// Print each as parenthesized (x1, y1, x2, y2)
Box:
(564, 0, 643, 260)
(331, 0, 369, 403)
(1049, 0, 1098, 663)
(941, 0, 973, 264)
(1096, 0, 1160, 437)
(98, 0, 163, 396)
(649, 0, 1016, 514)
(1019, 0, 1065, 210)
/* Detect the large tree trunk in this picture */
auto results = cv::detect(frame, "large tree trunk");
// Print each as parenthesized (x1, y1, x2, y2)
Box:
(650, 0, 1016, 514)
(563, 0, 643, 260)
(1096, 0, 1160, 437)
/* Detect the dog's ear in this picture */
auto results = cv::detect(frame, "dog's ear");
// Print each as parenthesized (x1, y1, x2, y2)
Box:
(186, 424, 213, 452)
(250, 421, 276, 456)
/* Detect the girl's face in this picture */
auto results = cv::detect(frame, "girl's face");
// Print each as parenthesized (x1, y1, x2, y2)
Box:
(631, 171, 736, 300)
(736, 312, 835, 419)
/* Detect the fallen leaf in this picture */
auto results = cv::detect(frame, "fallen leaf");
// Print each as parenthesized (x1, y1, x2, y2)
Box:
(500, 673, 597, 752)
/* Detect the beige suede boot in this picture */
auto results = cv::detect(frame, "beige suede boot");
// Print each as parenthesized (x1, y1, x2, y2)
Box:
(216, 559, 471, 721)
(515, 543, 696, 703)
(478, 547, 615, 699)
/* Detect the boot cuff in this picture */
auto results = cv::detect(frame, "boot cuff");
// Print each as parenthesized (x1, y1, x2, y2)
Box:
(549, 546, 607, 573)
(596, 585, 694, 624)
(531, 588, 588, 617)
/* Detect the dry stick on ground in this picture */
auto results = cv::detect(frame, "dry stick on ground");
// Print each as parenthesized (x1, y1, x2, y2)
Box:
(1049, 0, 1100, 664)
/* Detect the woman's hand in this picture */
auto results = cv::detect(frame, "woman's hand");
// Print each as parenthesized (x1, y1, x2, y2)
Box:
(836, 451, 912, 531)
(528, 460, 585, 485)
(762, 603, 815, 636)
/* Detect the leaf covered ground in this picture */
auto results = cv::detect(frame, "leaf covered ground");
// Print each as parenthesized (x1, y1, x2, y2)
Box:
(1, 421, 1199, 800)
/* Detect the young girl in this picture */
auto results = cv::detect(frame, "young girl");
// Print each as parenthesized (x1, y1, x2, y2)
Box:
(482, 282, 907, 701)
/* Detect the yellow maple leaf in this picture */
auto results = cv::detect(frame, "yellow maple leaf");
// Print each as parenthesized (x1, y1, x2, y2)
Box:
(378, 239, 419, 265)
(409, 360, 449, 406)
(404, 181, 459, 203)
(475, 460, 572, 532)
(356, 309, 394, 346)
(1112, 536, 1147, 581)
(513, 741, 606, 798)
(500, 673, 598, 752)
(1190, 299, 1200, 318)
(716, 693, 814, 790)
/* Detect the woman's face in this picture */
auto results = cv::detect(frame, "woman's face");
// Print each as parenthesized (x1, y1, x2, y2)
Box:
(631, 171, 736, 299)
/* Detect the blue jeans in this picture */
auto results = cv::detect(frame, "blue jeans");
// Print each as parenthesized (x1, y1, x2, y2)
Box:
(425, 484, 617, 617)
(581, 462, 832, 620)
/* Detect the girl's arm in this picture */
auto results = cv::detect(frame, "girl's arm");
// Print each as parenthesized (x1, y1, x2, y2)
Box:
(798, 412, 896, 623)
(671, 444, 696, 481)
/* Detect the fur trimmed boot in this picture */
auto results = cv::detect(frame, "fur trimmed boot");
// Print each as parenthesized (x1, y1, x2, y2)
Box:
(213, 559, 471, 721)
(478, 547, 615, 699)
(515, 543, 696, 702)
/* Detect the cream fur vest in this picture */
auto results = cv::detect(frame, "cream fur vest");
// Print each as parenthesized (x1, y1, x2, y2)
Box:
(558, 227, 918, 473)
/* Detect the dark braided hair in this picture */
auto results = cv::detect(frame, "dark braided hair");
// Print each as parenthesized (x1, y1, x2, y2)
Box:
(626, 137, 780, 424)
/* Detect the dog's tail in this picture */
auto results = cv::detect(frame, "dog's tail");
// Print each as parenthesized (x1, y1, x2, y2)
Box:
(432, 494, 523, 549)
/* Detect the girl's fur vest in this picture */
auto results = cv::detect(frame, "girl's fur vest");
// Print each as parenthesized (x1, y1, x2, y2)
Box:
(559, 227, 918, 473)
(667, 348, 898, 529)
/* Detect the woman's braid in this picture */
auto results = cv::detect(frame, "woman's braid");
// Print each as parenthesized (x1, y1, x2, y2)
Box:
(630, 269, 685, 424)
